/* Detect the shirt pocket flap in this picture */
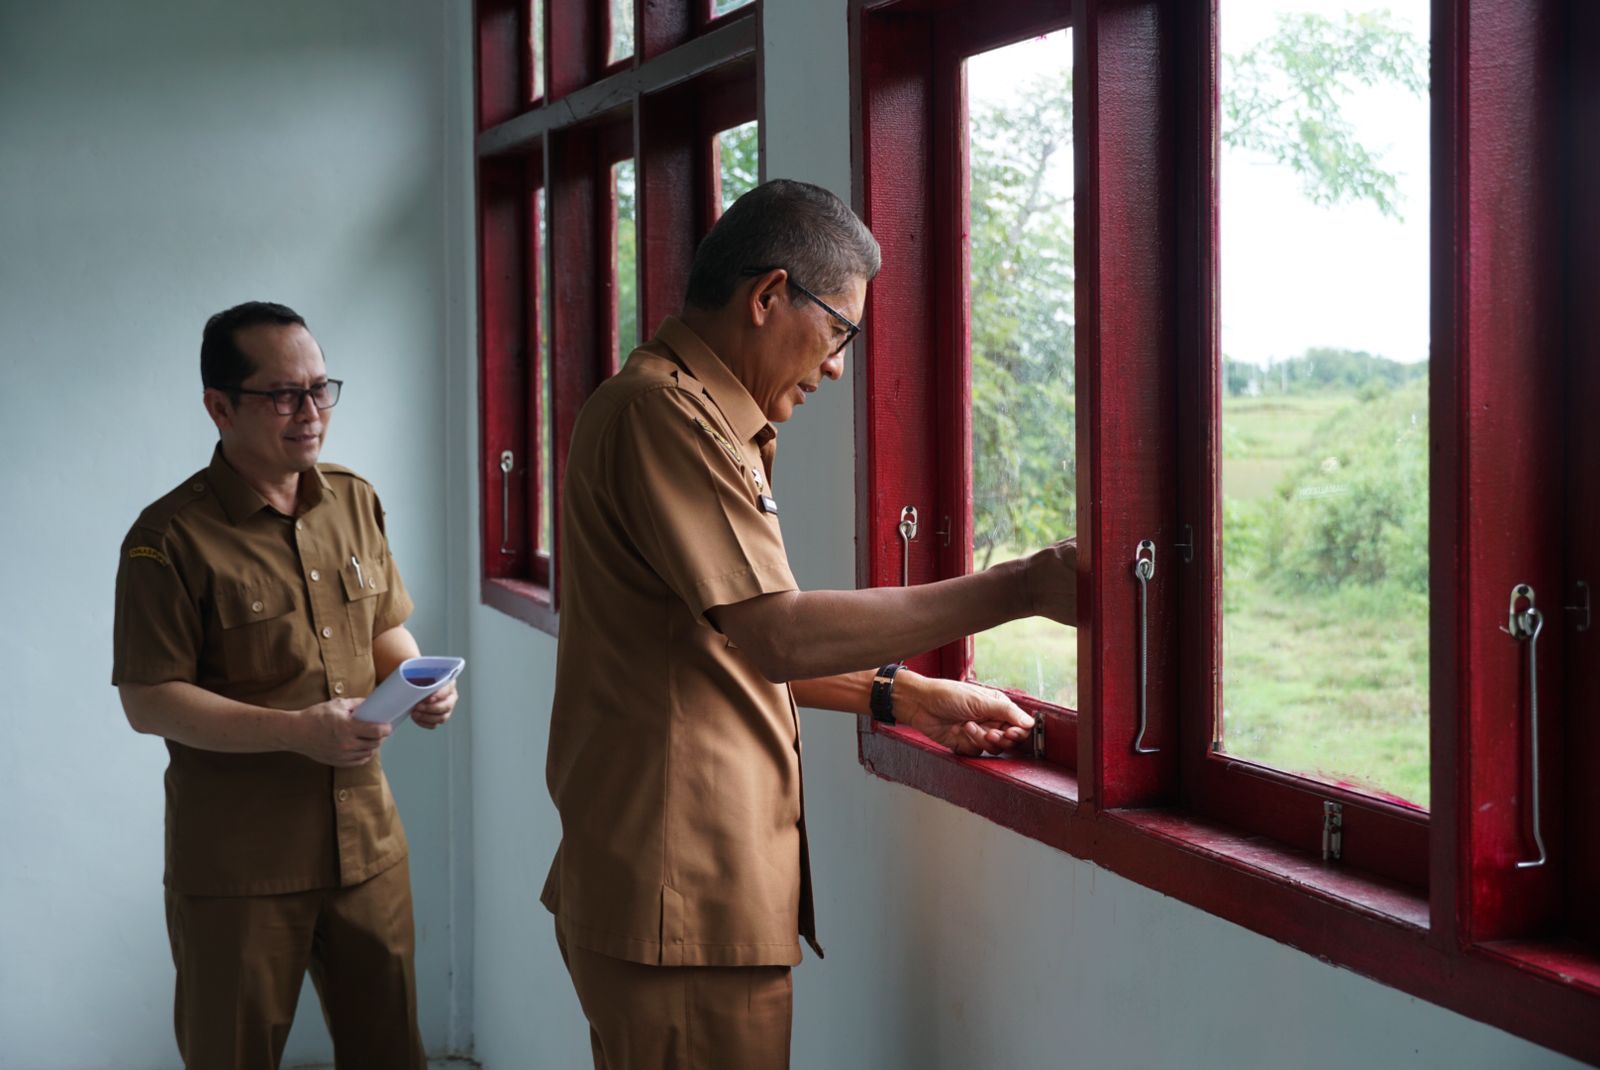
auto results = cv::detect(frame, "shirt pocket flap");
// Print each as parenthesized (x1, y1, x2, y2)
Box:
(341, 563, 389, 601)
(216, 582, 298, 628)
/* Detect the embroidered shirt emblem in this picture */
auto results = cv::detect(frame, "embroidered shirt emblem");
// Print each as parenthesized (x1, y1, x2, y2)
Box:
(128, 545, 169, 566)
(692, 417, 743, 464)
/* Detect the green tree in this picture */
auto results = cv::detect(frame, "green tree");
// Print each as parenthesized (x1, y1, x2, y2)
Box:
(718, 121, 760, 210)
(969, 66, 1076, 568)
(1223, 9, 1426, 219)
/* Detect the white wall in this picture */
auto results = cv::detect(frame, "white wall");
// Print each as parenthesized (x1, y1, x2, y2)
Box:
(460, 3, 1585, 1069)
(0, 2, 468, 1066)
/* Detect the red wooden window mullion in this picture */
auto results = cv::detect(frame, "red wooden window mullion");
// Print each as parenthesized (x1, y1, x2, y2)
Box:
(855, 10, 944, 691)
(1564, 0, 1600, 953)
(638, 0, 690, 62)
(548, 127, 605, 611)
(549, 0, 599, 101)
(1448, 0, 1569, 946)
(1072, 0, 1181, 812)
(477, 0, 523, 130)
(478, 157, 534, 583)
(637, 88, 701, 341)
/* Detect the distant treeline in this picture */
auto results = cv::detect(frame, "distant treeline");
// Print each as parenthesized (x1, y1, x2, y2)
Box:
(1224, 348, 1428, 397)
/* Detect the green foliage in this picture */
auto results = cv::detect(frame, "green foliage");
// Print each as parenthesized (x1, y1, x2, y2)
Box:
(1262, 375, 1428, 592)
(718, 122, 760, 210)
(1222, 346, 1428, 397)
(1223, 9, 1426, 219)
(969, 65, 1076, 566)
(616, 161, 638, 359)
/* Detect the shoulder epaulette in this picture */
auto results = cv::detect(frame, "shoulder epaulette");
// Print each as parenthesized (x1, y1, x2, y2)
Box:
(131, 469, 212, 533)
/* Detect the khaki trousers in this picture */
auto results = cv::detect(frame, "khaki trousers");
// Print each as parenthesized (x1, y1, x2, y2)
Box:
(557, 922, 794, 1070)
(164, 857, 425, 1070)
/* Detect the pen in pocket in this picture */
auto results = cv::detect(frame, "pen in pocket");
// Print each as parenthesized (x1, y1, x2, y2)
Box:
(351, 556, 365, 589)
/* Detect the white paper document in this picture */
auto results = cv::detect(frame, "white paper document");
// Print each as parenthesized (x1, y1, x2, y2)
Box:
(354, 656, 466, 725)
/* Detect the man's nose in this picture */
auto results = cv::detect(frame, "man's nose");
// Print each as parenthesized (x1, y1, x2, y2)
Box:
(294, 391, 320, 419)
(821, 351, 845, 381)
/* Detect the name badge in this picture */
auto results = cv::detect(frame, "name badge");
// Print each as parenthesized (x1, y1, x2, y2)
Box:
(758, 494, 779, 516)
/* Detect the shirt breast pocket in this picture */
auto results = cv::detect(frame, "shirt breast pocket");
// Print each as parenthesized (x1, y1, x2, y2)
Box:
(341, 563, 388, 656)
(215, 581, 301, 684)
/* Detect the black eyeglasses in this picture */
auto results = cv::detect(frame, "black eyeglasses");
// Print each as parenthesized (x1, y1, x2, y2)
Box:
(741, 267, 862, 356)
(233, 379, 343, 416)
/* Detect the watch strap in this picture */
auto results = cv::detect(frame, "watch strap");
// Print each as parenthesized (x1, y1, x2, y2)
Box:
(870, 662, 903, 724)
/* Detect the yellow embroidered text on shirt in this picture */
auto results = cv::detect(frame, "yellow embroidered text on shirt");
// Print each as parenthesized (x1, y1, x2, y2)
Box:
(692, 417, 743, 464)
(128, 545, 170, 567)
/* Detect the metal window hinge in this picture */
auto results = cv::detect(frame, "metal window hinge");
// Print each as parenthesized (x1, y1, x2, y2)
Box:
(1566, 581, 1591, 632)
(1322, 801, 1344, 862)
(1031, 714, 1045, 760)
(1175, 524, 1195, 564)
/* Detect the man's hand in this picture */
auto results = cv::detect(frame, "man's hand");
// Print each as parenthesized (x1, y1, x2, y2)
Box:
(1023, 536, 1078, 626)
(895, 673, 1036, 757)
(409, 681, 458, 730)
(289, 698, 391, 766)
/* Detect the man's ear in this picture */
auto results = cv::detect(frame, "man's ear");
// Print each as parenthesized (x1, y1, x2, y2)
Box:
(746, 268, 789, 327)
(202, 388, 235, 433)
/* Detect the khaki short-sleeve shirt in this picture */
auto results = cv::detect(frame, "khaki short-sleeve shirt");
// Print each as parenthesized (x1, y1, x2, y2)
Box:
(112, 447, 414, 896)
(541, 317, 819, 968)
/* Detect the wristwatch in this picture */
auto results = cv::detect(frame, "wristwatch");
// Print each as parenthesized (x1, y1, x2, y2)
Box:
(870, 662, 903, 724)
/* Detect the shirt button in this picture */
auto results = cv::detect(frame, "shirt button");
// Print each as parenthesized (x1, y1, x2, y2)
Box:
(251, 600, 264, 613)
(310, 569, 321, 582)
(321, 626, 333, 639)
(191, 481, 204, 493)
(333, 681, 345, 695)
(295, 520, 304, 531)
(337, 789, 350, 803)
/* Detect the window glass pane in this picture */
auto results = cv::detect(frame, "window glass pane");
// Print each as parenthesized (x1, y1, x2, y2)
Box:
(613, 159, 638, 363)
(965, 29, 1077, 708)
(714, 120, 759, 214)
(1218, 1, 1429, 805)
(712, 0, 753, 17)
(529, 0, 544, 101)
(536, 187, 553, 556)
(610, 0, 634, 64)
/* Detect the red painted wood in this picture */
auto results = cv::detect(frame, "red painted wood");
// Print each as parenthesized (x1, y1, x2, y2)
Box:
(1457, 0, 1566, 944)
(549, 127, 605, 611)
(477, 0, 523, 130)
(1075, 0, 1179, 809)
(482, 575, 559, 632)
(637, 88, 698, 337)
(861, 727, 1600, 1066)
(549, 0, 599, 101)
(857, 11, 946, 685)
(1560, 0, 1600, 953)
(478, 158, 532, 583)
(640, 0, 691, 61)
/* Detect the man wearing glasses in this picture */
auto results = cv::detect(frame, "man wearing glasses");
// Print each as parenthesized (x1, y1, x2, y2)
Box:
(112, 301, 454, 1069)
(543, 180, 1077, 1068)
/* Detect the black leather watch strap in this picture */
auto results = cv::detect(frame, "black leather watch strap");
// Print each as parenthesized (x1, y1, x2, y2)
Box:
(870, 662, 903, 724)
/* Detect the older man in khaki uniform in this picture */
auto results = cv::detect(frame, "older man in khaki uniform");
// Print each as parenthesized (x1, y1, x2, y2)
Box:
(113, 301, 456, 1070)
(544, 180, 1078, 1068)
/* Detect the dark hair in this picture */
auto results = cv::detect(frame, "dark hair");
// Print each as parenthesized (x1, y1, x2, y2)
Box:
(684, 179, 881, 311)
(200, 301, 307, 392)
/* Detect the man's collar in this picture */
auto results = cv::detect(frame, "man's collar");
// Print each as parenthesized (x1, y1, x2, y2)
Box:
(654, 317, 774, 445)
(207, 445, 335, 525)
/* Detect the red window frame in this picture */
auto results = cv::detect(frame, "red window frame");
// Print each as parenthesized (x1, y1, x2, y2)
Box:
(475, 0, 759, 634)
(854, 0, 1600, 1062)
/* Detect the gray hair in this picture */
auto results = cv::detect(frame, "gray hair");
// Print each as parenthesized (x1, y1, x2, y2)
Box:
(684, 179, 882, 310)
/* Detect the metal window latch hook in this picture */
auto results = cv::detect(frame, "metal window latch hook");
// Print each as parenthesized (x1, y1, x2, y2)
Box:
(897, 506, 919, 587)
(1132, 540, 1159, 754)
(1504, 583, 1547, 869)
(498, 450, 515, 555)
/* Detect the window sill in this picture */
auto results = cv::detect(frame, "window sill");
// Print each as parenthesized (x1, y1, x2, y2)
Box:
(481, 576, 558, 635)
(858, 721, 1600, 1065)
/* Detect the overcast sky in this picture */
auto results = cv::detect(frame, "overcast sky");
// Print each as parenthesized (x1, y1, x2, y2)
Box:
(966, 2, 1430, 369)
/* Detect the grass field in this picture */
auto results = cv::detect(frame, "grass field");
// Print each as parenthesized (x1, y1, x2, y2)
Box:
(968, 388, 1430, 808)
